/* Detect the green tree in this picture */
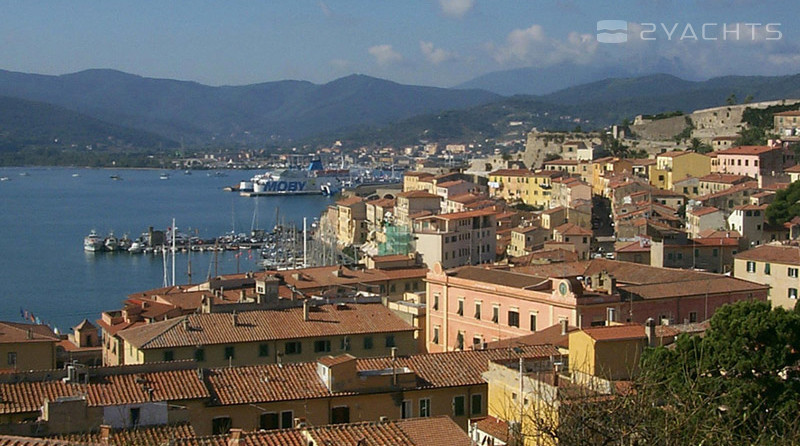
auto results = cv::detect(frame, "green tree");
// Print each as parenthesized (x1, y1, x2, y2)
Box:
(766, 180, 800, 225)
(640, 300, 800, 444)
(727, 93, 738, 105)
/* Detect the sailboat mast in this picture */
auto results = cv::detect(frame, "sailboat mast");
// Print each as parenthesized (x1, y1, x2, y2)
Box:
(171, 218, 176, 287)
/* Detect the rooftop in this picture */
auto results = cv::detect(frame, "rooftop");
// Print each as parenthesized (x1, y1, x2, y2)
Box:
(0, 322, 59, 344)
(554, 222, 593, 236)
(397, 190, 440, 199)
(716, 145, 781, 155)
(581, 324, 646, 342)
(118, 303, 416, 350)
(489, 168, 534, 177)
(735, 244, 800, 264)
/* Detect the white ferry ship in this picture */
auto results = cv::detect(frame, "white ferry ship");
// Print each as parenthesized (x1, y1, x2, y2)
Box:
(239, 160, 349, 196)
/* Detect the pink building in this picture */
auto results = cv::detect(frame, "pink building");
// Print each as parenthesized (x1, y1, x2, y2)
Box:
(712, 144, 794, 179)
(425, 259, 767, 353)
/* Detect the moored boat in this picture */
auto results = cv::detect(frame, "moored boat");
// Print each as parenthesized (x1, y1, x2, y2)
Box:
(84, 230, 103, 252)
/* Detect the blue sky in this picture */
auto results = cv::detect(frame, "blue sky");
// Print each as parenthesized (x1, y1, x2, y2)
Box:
(1, 0, 798, 87)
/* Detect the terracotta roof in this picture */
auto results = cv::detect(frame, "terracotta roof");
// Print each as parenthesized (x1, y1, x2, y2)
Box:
(0, 437, 91, 446)
(446, 267, 549, 289)
(259, 265, 428, 292)
(735, 244, 800, 264)
(404, 171, 435, 178)
(486, 323, 577, 350)
(367, 198, 396, 208)
(774, 110, 800, 116)
(544, 159, 579, 165)
(55, 422, 196, 446)
(397, 190, 440, 199)
(0, 322, 59, 344)
(317, 354, 357, 367)
(657, 151, 689, 158)
(542, 206, 566, 215)
(436, 180, 467, 188)
(732, 204, 768, 211)
(73, 319, 96, 331)
(553, 222, 592, 236)
(698, 173, 752, 184)
(0, 367, 209, 415)
(118, 303, 415, 350)
(581, 324, 646, 341)
(690, 206, 722, 217)
(489, 169, 534, 177)
(447, 193, 485, 204)
(615, 240, 651, 253)
(206, 345, 559, 406)
(336, 196, 365, 207)
(698, 229, 741, 238)
(426, 208, 497, 221)
(513, 225, 544, 234)
(716, 145, 780, 155)
(471, 416, 510, 443)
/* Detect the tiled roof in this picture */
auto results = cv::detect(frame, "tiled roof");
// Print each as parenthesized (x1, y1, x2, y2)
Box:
(735, 244, 800, 264)
(553, 222, 592, 236)
(437, 180, 467, 188)
(656, 151, 689, 158)
(118, 303, 415, 350)
(544, 159, 579, 165)
(397, 190, 440, 199)
(55, 422, 196, 446)
(0, 437, 91, 446)
(426, 208, 497, 220)
(690, 206, 722, 217)
(0, 367, 209, 415)
(259, 265, 428, 292)
(446, 267, 549, 289)
(615, 240, 651, 253)
(489, 169, 534, 177)
(486, 323, 577, 350)
(207, 345, 559, 406)
(542, 206, 566, 215)
(716, 145, 780, 155)
(698, 173, 752, 184)
(784, 164, 800, 173)
(471, 416, 510, 443)
(0, 322, 59, 344)
(447, 193, 485, 204)
(581, 324, 646, 341)
(337, 196, 365, 207)
(774, 110, 800, 116)
(403, 171, 434, 178)
(367, 198, 396, 208)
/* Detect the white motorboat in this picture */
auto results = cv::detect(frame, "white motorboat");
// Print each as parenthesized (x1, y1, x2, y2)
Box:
(104, 232, 119, 251)
(84, 230, 104, 252)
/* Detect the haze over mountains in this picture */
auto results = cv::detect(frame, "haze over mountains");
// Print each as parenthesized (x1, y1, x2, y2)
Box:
(2, 67, 800, 151)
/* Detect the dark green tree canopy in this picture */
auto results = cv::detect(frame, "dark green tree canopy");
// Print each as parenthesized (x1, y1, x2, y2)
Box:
(766, 180, 800, 225)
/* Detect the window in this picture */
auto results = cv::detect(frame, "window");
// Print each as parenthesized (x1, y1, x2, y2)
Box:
(456, 332, 464, 350)
(340, 336, 351, 351)
(471, 394, 483, 415)
(508, 310, 520, 328)
(260, 412, 279, 430)
(765, 263, 771, 275)
(280, 410, 294, 429)
(457, 299, 464, 316)
(530, 313, 537, 332)
(385, 335, 396, 348)
(747, 261, 756, 273)
(432, 326, 440, 344)
(453, 395, 466, 416)
(363, 337, 374, 350)
(401, 400, 413, 419)
(474, 301, 481, 319)
(492, 305, 499, 323)
(331, 406, 350, 424)
(194, 348, 205, 362)
(212, 417, 232, 435)
(163, 350, 174, 362)
(130, 407, 141, 427)
(790, 268, 799, 278)
(419, 398, 431, 417)
(789, 288, 798, 300)
(433, 294, 439, 311)
(224, 346, 235, 360)
(314, 340, 331, 353)
(259, 343, 269, 357)
(689, 312, 698, 323)
(285, 341, 302, 355)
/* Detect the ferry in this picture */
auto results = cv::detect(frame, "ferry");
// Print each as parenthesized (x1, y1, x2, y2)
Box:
(239, 160, 349, 196)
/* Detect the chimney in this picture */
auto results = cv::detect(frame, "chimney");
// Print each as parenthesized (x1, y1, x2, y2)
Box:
(182, 317, 190, 331)
(26, 329, 32, 340)
(99, 425, 111, 446)
(645, 318, 656, 347)
(239, 289, 246, 302)
(294, 417, 307, 428)
(560, 319, 568, 336)
(303, 300, 310, 322)
(231, 311, 238, 327)
(227, 428, 242, 446)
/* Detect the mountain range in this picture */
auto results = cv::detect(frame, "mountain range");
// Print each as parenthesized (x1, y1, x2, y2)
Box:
(2, 68, 800, 152)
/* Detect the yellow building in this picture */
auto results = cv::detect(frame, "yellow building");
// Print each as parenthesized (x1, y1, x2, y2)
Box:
(335, 196, 367, 247)
(403, 171, 435, 192)
(734, 244, 800, 310)
(568, 324, 647, 382)
(488, 169, 535, 203)
(114, 303, 417, 367)
(0, 321, 59, 372)
(649, 151, 711, 191)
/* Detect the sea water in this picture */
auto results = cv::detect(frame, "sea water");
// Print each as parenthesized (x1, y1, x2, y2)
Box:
(0, 167, 333, 331)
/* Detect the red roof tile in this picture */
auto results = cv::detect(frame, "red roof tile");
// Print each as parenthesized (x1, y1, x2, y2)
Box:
(581, 324, 646, 341)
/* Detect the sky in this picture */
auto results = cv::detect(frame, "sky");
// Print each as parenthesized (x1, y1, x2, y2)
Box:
(1, 0, 799, 88)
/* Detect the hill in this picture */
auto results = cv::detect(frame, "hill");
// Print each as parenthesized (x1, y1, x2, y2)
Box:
(0, 95, 176, 152)
(0, 69, 500, 144)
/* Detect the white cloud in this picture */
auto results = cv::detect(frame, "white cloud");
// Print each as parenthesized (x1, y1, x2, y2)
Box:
(420, 41, 455, 64)
(368, 44, 403, 66)
(489, 24, 597, 66)
(438, 0, 474, 18)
